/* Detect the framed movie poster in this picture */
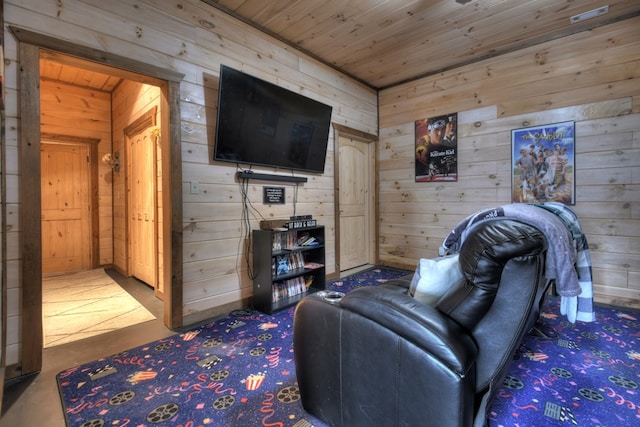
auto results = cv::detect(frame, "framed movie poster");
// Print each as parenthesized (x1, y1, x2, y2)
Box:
(415, 113, 457, 182)
(511, 121, 575, 204)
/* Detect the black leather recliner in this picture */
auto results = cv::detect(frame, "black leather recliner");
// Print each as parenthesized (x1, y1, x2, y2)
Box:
(293, 219, 551, 427)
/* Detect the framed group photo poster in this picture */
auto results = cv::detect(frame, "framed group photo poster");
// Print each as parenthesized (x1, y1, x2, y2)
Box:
(511, 121, 575, 204)
(415, 113, 458, 182)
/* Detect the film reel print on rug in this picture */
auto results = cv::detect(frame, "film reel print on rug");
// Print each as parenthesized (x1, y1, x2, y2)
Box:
(497, 337, 639, 425)
(211, 385, 302, 410)
(70, 346, 308, 426)
(61, 311, 319, 427)
(488, 297, 640, 427)
(77, 401, 179, 427)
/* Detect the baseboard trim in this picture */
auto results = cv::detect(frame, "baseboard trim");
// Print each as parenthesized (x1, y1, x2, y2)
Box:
(2, 363, 23, 381)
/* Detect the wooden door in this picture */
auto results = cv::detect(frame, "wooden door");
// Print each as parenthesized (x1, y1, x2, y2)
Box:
(338, 136, 373, 271)
(127, 130, 157, 287)
(41, 142, 91, 272)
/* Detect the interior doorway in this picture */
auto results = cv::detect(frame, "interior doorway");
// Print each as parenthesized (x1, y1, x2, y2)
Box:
(14, 27, 184, 375)
(39, 55, 164, 346)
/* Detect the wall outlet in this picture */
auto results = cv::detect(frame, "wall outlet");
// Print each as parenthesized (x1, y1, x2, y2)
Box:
(190, 181, 199, 194)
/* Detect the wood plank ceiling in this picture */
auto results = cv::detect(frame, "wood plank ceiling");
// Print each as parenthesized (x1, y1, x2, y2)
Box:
(40, 54, 122, 93)
(202, 0, 640, 89)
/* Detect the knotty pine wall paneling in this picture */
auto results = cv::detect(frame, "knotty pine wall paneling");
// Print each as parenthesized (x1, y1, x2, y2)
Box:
(378, 17, 640, 309)
(2, 0, 377, 367)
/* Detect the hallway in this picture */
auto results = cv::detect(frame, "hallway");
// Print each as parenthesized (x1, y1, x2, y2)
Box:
(43, 269, 157, 347)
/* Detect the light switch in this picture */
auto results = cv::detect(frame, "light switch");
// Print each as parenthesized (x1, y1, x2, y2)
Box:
(190, 181, 199, 194)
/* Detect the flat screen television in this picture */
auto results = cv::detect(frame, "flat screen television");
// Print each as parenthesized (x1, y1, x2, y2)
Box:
(214, 65, 333, 174)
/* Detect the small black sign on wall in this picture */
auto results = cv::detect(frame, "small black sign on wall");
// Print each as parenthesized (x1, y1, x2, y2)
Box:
(263, 187, 285, 204)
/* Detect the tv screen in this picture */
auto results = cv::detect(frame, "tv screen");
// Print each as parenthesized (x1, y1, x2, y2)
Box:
(214, 65, 333, 174)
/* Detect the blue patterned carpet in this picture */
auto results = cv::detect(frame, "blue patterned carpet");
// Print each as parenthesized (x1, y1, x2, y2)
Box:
(488, 297, 640, 426)
(57, 267, 640, 426)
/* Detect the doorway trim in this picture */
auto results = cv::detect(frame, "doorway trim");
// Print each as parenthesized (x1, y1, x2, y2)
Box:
(332, 123, 379, 273)
(11, 26, 185, 375)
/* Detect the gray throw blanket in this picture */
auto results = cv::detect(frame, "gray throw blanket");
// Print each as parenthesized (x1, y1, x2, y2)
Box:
(534, 202, 595, 322)
(440, 204, 581, 299)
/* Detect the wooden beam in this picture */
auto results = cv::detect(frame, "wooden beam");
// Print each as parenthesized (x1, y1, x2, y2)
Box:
(40, 133, 101, 145)
(166, 81, 183, 329)
(333, 123, 378, 143)
(19, 42, 43, 375)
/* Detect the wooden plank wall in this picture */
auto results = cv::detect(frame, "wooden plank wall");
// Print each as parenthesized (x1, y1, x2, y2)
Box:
(2, 0, 377, 365)
(378, 17, 640, 309)
(0, 0, 4, 384)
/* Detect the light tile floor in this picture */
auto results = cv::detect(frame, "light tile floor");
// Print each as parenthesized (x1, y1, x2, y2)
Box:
(42, 269, 156, 347)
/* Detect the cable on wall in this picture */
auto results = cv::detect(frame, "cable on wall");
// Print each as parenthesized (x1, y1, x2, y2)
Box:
(238, 176, 255, 280)
(292, 182, 299, 217)
(237, 166, 269, 280)
(237, 166, 304, 280)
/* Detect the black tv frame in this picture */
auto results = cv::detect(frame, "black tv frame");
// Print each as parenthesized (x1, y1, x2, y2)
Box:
(214, 65, 333, 175)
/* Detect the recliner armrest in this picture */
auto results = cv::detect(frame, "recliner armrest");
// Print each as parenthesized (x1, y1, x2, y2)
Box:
(295, 285, 479, 427)
(383, 275, 413, 289)
(340, 285, 478, 377)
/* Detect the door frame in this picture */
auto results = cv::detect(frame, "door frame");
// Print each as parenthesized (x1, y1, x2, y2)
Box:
(12, 27, 184, 375)
(333, 124, 379, 273)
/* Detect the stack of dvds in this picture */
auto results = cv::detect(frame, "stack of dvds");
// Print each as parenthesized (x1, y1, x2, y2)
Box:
(272, 253, 305, 277)
(272, 276, 310, 302)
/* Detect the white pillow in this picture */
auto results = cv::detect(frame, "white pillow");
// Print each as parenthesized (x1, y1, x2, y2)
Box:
(408, 254, 464, 306)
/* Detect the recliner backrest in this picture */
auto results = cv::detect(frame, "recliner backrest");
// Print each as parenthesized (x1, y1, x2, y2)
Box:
(436, 219, 549, 393)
